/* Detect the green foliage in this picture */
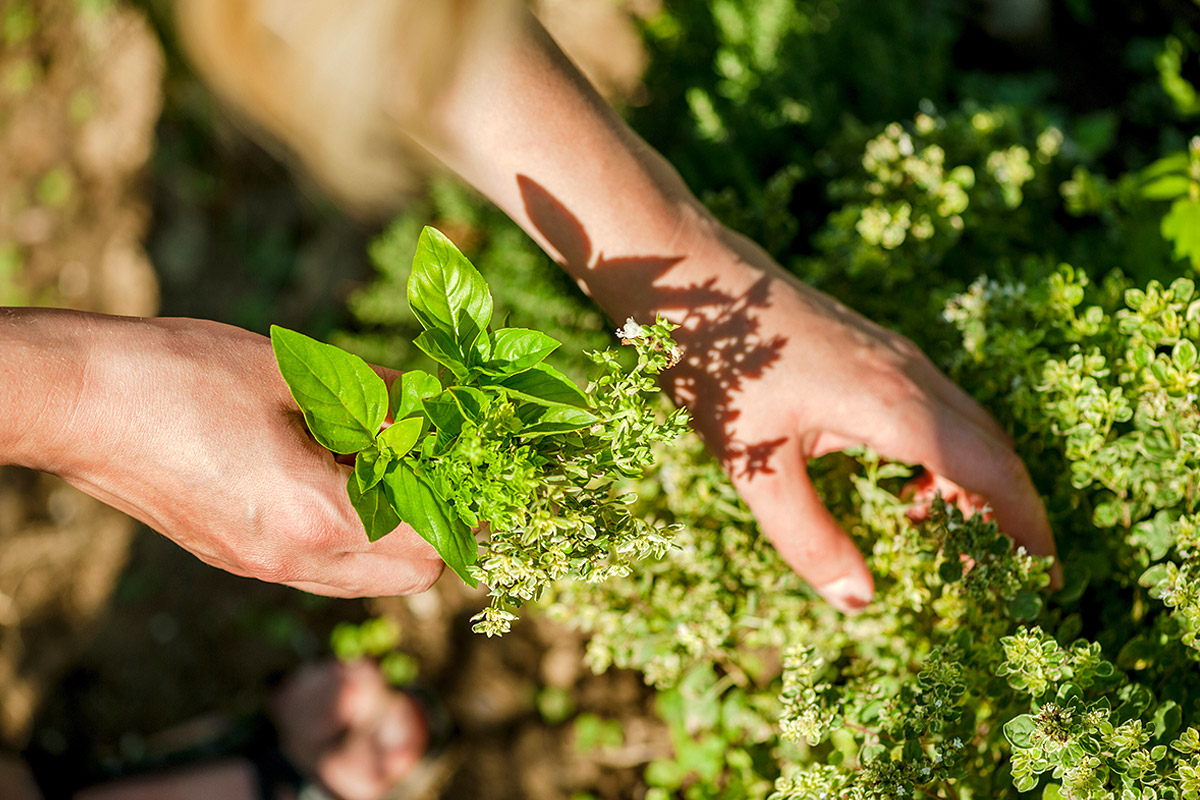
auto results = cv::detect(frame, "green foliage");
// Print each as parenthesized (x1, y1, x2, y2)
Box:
(329, 2, 1200, 797)
(275, 227, 688, 628)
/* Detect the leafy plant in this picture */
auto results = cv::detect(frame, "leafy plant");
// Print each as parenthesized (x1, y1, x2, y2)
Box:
(272, 227, 689, 632)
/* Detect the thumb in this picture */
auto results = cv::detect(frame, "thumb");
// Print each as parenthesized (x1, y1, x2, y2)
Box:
(734, 449, 875, 615)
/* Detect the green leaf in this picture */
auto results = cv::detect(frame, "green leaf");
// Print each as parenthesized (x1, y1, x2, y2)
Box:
(413, 329, 468, 382)
(354, 448, 389, 493)
(421, 389, 485, 454)
(518, 405, 599, 435)
(1004, 714, 1037, 749)
(1162, 199, 1200, 268)
(378, 416, 423, 458)
(270, 326, 388, 454)
(1141, 174, 1191, 201)
(347, 474, 401, 542)
(488, 328, 562, 374)
(1174, 339, 1198, 371)
(445, 386, 487, 421)
(484, 362, 588, 407)
(408, 227, 493, 346)
(382, 462, 477, 586)
(1008, 589, 1044, 621)
(390, 370, 441, 420)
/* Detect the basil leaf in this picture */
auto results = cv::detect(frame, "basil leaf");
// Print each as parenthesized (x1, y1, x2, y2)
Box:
(354, 448, 390, 493)
(347, 474, 401, 543)
(423, 392, 467, 454)
(445, 386, 486, 421)
(413, 330, 468, 382)
(408, 227, 493, 346)
(488, 328, 561, 374)
(382, 462, 478, 586)
(484, 362, 588, 408)
(377, 416, 423, 458)
(390, 369, 441, 420)
(271, 326, 388, 454)
(519, 405, 599, 435)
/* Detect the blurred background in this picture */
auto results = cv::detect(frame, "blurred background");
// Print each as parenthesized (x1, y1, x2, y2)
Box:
(0, 0, 1196, 797)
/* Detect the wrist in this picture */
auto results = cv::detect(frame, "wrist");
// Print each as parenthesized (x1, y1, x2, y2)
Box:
(0, 308, 99, 473)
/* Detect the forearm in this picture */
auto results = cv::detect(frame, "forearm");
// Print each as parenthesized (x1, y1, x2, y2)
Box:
(0, 307, 91, 473)
(404, 8, 770, 323)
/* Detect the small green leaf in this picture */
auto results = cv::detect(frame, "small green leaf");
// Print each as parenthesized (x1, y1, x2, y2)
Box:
(390, 369, 441, 420)
(1141, 173, 1191, 201)
(1004, 714, 1037, 749)
(271, 326, 388, 454)
(354, 448, 389, 493)
(378, 417, 423, 458)
(445, 386, 487, 421)
(1162, 199, 1200, 268)
(382, 462, 478, 586)
(413, 329, 469, 382)
(485, 362, 588, 407)
(1008, 589, 1044, 621)
(519, 405, 599, 435)
(408, 227, 493, 345)
(938, 556, 963, 583)
(422, 392, 468, 453)
(1155, 700, 1183, 739)
(347, 474, 401, 542)
(488, 328, 562, 374)
(1173, 339, 1198, 371)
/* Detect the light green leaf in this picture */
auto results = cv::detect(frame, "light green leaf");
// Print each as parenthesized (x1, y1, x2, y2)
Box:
(1004, 714, 1037, 749)
(354, 448, 389, 493)
(1141, 174, 1191, 201)
(1162, 199, 1200, 268)
(382, 462, 478, 586)
(488, 328, 562, 374)
(270, 326, 387, 454)
(484, 362, 588, 407)
(519, 405, 599, 435)
(408, 226, 493, 346)
(377, 416, 423, 458)
(347, 474, 401, 543)
(413, 329, 468, 382)
(390, 370, 441, 421)
(423, 392, 467, 454)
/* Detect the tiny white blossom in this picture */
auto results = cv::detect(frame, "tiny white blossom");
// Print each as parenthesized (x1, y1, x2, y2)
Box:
(952, 737, 964, 749)
(615, 317, 645, 340)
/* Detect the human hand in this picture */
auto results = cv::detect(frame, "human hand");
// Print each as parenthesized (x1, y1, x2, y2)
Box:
(3, 310, 443, 597)
(654, 233, 1059, 613)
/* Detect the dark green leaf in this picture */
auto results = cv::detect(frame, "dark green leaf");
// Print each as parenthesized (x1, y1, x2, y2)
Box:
(382, 462, 477, 586)
(422, 392, 469, 453)
(938, 556, 963, 583)
(377, 416, 423, 458)
(1008, 589, 1043, 621)
(408, 227, 493, 345)
(1004, 714, 1036, 749)
(347, 474, 401, 542)
(390, 370, 441, 421)
(271, 326, 387, 454)
(484, 362, 588, 407)
(488, 328, 562, 374)
(1155, 700, 1182, 739)
(413, 329, 468, 382)
(445, 386, 487, 421)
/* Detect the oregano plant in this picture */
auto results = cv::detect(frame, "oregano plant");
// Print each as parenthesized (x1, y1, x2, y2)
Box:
(271, 226, 689, 633)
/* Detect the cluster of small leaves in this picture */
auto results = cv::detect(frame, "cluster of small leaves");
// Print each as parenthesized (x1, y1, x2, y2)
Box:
(337, 6, 1200, 797)
(273, 226, 687, 634)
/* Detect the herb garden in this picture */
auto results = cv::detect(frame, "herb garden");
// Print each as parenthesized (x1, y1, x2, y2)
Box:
(5, 1, 1200, 798)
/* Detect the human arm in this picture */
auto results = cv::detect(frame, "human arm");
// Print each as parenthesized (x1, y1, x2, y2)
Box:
(0, 308, 443, 597)
(397, 9, 1059, 610)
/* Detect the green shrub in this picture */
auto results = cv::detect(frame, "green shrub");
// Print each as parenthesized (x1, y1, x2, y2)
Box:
(335, 2, 1200, 797)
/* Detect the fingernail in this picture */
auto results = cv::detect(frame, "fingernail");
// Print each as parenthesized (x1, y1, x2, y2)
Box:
(816, 575, 874, 615)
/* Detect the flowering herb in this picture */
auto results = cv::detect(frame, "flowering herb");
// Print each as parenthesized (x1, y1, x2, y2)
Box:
(272, 226, 688, 632)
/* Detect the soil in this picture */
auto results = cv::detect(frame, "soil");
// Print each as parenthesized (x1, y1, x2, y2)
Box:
(0, 1, 668, 797)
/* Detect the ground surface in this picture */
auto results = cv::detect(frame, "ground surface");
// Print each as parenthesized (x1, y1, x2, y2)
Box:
(0, 1, 666, 797)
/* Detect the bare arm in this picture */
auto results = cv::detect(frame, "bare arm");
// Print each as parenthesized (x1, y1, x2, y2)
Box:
(399, 9, 1059, 609)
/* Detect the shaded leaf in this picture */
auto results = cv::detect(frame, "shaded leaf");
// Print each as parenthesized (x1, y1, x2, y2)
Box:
(348, 475, 401, 543)
(382, 462, 477, 586)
